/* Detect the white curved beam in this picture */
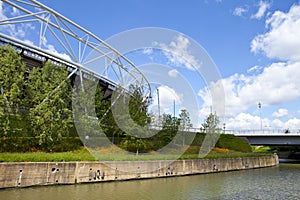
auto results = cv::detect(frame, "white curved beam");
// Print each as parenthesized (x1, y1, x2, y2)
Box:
(0, 0, 151, 99)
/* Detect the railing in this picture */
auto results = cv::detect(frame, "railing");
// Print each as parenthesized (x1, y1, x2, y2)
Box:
(225, 129, 300, 135)
(147, 125, 300, 135)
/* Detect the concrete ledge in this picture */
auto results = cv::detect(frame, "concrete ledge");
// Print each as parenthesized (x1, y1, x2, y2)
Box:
(0, 155, 279, 189)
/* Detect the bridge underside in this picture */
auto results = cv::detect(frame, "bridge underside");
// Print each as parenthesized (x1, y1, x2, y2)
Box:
(239, 136, 300, 146)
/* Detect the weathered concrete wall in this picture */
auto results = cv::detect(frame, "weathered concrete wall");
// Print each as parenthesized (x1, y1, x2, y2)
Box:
(0, 155, 279, 189)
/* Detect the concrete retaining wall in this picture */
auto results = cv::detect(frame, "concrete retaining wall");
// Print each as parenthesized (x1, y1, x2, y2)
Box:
(0, 155, 279, 189)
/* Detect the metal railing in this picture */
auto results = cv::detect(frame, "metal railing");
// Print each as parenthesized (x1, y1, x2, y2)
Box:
(225, 129, 300, 135)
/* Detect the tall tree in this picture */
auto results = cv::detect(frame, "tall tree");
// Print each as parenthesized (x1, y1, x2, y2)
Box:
(0, 45, 26, 136)
(158, 113, 179, 143)
(202, 112, 220, 134)
(179, 109, 193, 131)
(178, 109, 193, 146)
(72, 76, 105, 149)
(128, 85, 151, 127)
(113, 85, 152, 152)
(27, 61, 72, 151)
(162, 113, 180, 132)
(111, 85, 151, 137)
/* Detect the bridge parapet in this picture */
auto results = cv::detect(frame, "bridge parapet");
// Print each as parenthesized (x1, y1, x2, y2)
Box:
(225, 129, 300, 136)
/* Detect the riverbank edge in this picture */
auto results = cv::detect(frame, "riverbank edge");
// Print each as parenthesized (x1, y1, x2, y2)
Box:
(0, 155, 279, 189)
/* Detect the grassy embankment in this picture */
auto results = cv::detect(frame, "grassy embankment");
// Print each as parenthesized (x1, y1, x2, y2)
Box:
(0, 134, 271, 162)
(0, 148, 270, 162)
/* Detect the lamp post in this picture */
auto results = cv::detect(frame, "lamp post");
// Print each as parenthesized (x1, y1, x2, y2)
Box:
(258, 102, 262, 131)
(157, 87, 160, 127)
(173, 99, 176, 130)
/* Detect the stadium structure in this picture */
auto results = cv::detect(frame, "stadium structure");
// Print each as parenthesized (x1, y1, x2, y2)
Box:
(0, 0, 151, 101)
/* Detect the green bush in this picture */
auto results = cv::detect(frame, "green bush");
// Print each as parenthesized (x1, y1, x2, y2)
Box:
(191, 133, 205, 146)
(216, 134, 252, 153)
(0, 137, 83, 152)
(183, 133, 252, 154)
(0, 114, 31, 137)
(0, 137, 37, 152)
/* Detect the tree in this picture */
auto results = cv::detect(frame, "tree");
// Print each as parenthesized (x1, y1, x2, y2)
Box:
(27, 61, 72, 151)
(198, 112, 222, 156)
(0, 45, 26, 136)
(114, 85, 152, 152)
(179, 109, 193, 132)
(128, 85, 151, 127)
(162, 113, 180, 132)
(178, 109, 193, 146)
(158, 113, 180, 145)
(72, 75, 108, 149)
(202, 112, 220, 134)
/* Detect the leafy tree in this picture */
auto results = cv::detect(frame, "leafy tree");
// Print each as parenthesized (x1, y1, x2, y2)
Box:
(72, 75, 108, 149)
(0, 45, 26, 136)
(94, 86, 128, 145)
(198, 112, 222, 156)
(201, 112, 221, 134)
(178, 109, 193, 146)
(179, 109, 193, 131)
(162, 113, 180, 132)
(128, 85, 151, 127)
(157, 113, 180, 145)
(113, 85, 152, 152)
(27, 61, 72, 151)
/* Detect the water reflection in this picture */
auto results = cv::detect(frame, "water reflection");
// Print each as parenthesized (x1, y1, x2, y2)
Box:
(1, 164, 299, 200)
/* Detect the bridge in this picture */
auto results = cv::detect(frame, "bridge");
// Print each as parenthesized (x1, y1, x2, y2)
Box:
(227, 130, 300, 146)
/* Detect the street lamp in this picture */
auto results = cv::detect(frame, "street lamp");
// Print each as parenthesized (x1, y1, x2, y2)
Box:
(157, 87, 161, 127)
(258, 102, 262, 131)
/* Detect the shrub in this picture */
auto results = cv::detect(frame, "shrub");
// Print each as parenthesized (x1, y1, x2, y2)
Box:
(216, 134, 252, 153)
(0, 137, 83, 152)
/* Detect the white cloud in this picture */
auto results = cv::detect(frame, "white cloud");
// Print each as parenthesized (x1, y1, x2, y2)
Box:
(284, 118, 300, 130)
(158, 34, 201, 70)
(23, 39, 35, 46)
(151, 85, 182, 115)
(11, 7, 20, 16)
(143, 47, 153, 55)
(0, 2, 14, 35)
(225, 113, 266, 130)
(199, 61, 300, 118)
(251, 1, 271, 19)
(0, 2, 34, 38)
(0, 2, 6, 19)
(46, 48, 72, 62)
(168, 69, 179, 77)
(247, 65, 262, 73)
(157, 85, 182, 107)
(272, 118, 300, 130)
(224, 112, 300, 130)
(197, 3, 300, 131)
(233, 7, 248, 17)
(41, 36, 72, 61)
(272, 108, 288, 118)
(251, 3, 300, 61)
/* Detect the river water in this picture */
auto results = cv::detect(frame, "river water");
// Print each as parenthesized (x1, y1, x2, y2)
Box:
(1, 163, 299, 200)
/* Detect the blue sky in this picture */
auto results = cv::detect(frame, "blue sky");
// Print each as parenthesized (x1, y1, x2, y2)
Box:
(1, 0, 300, 131)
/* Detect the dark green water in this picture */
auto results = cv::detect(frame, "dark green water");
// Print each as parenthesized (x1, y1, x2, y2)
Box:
(1, 164, 299, 200)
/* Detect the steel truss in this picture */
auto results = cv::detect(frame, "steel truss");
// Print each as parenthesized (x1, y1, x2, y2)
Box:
(0, 0, 151, 99)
